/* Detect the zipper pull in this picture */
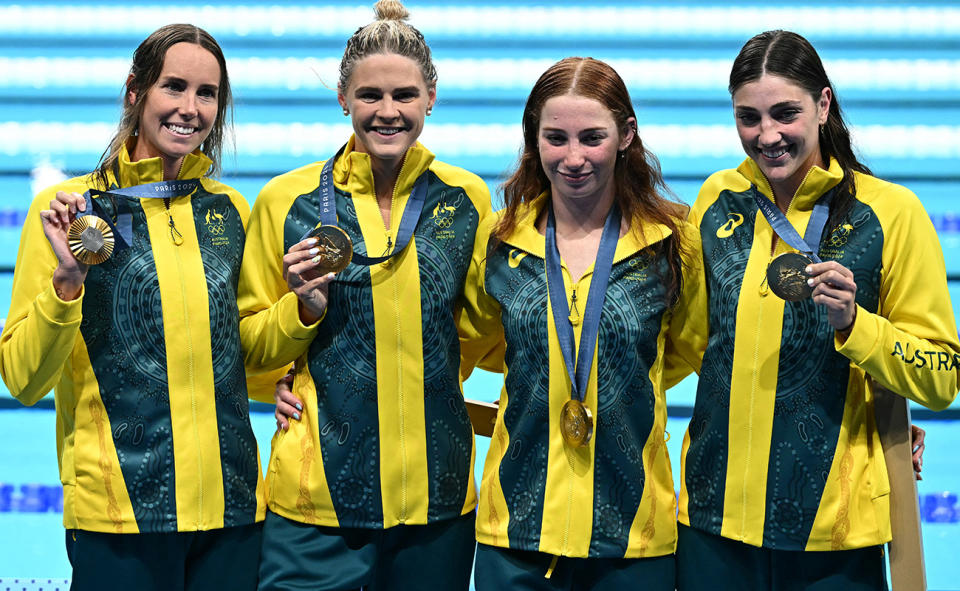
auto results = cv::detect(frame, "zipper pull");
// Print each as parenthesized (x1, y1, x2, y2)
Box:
(569, 288, 581, 325)
(168, 216, 184, 245)
(380, 235, 395, 268)
(163, 197, 184, 246)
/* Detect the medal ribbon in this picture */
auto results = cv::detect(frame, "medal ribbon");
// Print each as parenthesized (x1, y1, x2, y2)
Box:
(753, 190, 832, 263)
(303, 145, 429, 266)
(79, 180, 201, 250)
(545, 204, 621, 403)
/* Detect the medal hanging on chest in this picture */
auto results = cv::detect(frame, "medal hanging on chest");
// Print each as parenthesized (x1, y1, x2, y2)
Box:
(545, 204, 620, 447)
(560, 399, 594, 447)
(302, 144, 428, 270)
(754, 189, 832, 301)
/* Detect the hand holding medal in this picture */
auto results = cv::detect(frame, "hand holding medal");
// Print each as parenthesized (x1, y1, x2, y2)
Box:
(285, 146, 429, 325)
(805, 259, 858, 333)
(304, 225, 353, 275)
(47, 192, 115, 266)
(39, 191, 97, 301)
(283, 230, 341, 324)
(755, 190, 858, 333)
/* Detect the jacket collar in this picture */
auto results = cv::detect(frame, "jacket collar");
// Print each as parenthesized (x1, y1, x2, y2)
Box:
(333, 136, 435, 198)
(737, 156, 844, 211)
(500, 191, 674, 264)
(111, 140, 212, 188)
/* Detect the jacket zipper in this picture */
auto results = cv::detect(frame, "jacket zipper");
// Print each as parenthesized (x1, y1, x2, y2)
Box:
(744, 166, 819, 535)
(390, 155, 413, 523)
(167, 194, 203, 526)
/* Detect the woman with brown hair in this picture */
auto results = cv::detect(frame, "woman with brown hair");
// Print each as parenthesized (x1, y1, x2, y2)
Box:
(458, 56, 704, 590)
(0, 24, 264, 590)
(675, 30, 959, 589)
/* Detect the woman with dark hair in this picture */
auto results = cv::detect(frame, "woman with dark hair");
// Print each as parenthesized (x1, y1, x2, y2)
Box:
(675, 30, 959, 589)
(459, 56, 704, 590)
(0, 24, 264, 590)
(238, 1, 491, 589)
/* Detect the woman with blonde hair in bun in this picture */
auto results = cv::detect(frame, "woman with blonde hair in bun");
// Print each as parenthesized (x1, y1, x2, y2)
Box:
(239, 1, 492, 589)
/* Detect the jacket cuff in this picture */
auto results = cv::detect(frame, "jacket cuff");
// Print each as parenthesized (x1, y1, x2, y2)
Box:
(278, 291, 323, 340)
(835, 304, 878, 363)
(37, 280, 84, 325)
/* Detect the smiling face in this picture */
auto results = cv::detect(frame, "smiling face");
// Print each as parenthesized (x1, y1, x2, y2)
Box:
(338, 53, 436, 171)
(733, 73, 831, 202)
(128, 42, 220, 178)
(538, 94, 634, 208)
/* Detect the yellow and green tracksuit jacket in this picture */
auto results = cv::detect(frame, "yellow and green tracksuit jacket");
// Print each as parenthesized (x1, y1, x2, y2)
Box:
(0, 144, 266, 534)
(238, 138, 492, 529)
(678, 157, 960, 551)
(459, 194, 705, 558)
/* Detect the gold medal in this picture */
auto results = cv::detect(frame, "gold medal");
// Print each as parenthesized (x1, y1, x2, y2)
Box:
(67, 215, 114, 265)
(766, 252, 814, 301)
(560, 399, 593, 447)
(306, 225, 353, 274)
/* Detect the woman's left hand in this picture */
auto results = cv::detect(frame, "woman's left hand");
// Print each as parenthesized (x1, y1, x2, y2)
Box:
(805, 261, 858, 335)
(274, 370, 303, 431)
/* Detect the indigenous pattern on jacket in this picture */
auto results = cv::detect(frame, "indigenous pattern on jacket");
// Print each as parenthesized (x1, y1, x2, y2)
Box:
(0, 146, 265, 533)
(239, 139, 491, 529)
(678, 157, 960, 551)
(459, 196, 704, 558)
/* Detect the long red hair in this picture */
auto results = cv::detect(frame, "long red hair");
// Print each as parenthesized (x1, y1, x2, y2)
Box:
(495, 57, 687, 300)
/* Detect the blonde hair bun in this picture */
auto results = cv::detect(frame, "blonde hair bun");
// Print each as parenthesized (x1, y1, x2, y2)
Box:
(374, 0, 410, 22)
(339, 0, 436, 89)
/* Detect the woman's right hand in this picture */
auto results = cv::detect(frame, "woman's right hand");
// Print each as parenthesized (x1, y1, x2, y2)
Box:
(39, 191, 90, 301)
(274, 370, 304, 431)
(911, 424, 925, 481)
(283, 237, 336, 324)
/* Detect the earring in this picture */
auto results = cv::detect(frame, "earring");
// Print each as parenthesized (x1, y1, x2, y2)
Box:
(426, 108, 432, 116)
(343, 108, 350, 116)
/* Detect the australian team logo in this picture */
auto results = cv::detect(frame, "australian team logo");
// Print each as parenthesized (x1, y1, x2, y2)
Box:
(430, 191, 464, 239)
(827, 222, 854, 247)
(625, 256, 649, 281)
(204, 207, 230, 246)
(820, 220, 858, 259)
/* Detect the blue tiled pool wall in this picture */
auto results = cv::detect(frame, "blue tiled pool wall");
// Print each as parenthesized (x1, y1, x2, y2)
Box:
(2, 408, 959, 588)
(1, 0, 959, 587)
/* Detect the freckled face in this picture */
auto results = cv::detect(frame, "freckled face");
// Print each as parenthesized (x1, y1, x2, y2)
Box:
(338, 53, 435, 170)
(538, 94, 634, 206)
(733, 74, 831, 201)
(130, 42, 221, 170)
